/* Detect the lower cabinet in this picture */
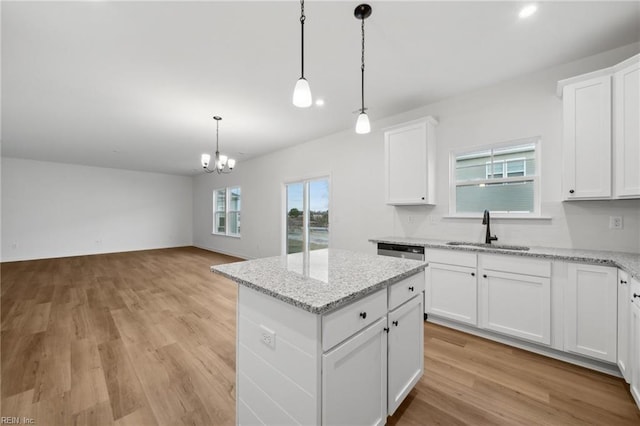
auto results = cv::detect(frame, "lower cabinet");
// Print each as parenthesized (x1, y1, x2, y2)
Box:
(479, 255, 551, 345)
(426, 262, 477, 325)
(322, 317, 388, 426)
(565, 263, 617, 363)
(388, 295, 424, 415)
(618, 269, 631, 382)
(630, 277, 640, 408)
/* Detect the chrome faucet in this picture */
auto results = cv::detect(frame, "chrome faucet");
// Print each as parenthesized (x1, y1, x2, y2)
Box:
(482, 209, 498, 244)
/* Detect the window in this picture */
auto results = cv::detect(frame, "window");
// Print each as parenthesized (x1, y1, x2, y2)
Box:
(213, 186, 241, 236)
(285, 177, 329, 254)
(451, 137, 540, 217)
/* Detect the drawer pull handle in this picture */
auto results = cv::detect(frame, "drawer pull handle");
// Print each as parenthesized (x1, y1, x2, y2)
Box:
(620, 280, 627, 284)
(408, 286, 414, 292)
(634, 293, 640, 299)
(471, 272, 476, 277)
(392, 320, 399, 327)
(383, 327, 389, 333)
(359, 312, 367, 319)
(569, 189, 575, 194)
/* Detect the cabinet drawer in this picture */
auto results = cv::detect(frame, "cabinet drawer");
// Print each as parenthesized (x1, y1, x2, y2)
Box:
(322, 289, 387, 351)
(480, 254, 550, 277)
(426, 249, 477, 268)
(389, 271, 425, 310)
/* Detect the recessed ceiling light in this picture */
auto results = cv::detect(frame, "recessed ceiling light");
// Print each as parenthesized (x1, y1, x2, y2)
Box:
(315, 99, 325, 106)
(519, 4, 538, 19)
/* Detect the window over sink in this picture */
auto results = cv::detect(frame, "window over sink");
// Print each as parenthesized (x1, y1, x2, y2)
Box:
(450, 137, 540, 217)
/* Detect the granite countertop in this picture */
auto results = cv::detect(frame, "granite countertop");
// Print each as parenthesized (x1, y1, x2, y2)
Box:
(370, 236, 640, 281)
(211, 248, 427, 314)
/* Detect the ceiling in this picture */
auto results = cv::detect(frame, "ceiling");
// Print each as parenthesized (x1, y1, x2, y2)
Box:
(2, 1, 639, 176)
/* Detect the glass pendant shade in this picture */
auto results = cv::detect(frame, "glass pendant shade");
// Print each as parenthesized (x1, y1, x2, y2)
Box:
(201, 153, 211, 168)
(293, 78, 312, 108)
(355, 112, 371, 134)
(228, 158, 236, 170)
(219, 155, 228, 166)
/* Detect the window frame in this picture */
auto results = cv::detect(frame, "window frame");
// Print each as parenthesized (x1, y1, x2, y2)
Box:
(212, 186, 241, 237)
(449, 137, 541, 219)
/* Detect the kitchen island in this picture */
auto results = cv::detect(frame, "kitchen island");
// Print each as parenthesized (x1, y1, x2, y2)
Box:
(212, 248, 427, 426)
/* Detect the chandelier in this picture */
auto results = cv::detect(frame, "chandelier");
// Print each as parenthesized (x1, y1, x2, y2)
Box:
(201, 116, 236, 174)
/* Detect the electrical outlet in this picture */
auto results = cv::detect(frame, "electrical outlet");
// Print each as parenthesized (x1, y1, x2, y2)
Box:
(259, 325, 275, 349)
(609, 216, 623, 230)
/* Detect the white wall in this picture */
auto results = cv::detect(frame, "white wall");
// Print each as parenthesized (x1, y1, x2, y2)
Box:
(1, 158, 193, 261)
(194, 43, 640, 259)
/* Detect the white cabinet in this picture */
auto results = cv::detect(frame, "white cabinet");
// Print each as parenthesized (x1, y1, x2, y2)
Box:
(561, 75, 612, 199)
(322, 317, 388, 426)
(388, 295, 423, 416)
(559, 54, 640, 200)
(630, 277, 640, 409)
(618, 269, 631, 382)
(384, 116, 438, 205)
(425, 261, 477, 326)
(479, 255, 551, 345)
(614, 57, 640, 198)
(565, 263, 617, 363)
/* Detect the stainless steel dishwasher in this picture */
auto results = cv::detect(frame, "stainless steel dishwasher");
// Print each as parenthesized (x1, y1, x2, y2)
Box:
(377, 242, 427, 320)
(377, 242, 425, 261)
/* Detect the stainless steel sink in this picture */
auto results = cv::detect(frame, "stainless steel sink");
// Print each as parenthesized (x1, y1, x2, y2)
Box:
(446, 241, 530, 251)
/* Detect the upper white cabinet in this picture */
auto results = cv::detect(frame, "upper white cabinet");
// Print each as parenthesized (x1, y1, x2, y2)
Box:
(565, 263, 617, 363)
(384, 116, 438, 205)
(559, 54, 640, 200)
(614, 57, 640, 198)
(561, 75, 612, 199)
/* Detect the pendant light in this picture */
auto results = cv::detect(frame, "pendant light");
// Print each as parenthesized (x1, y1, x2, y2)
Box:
(201, 116, 236, 174)
(354, 4, 372, 134)
(292, 0, 312, 107)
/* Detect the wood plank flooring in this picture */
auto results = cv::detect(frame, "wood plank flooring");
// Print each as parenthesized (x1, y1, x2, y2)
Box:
(2, 247, 639, 425)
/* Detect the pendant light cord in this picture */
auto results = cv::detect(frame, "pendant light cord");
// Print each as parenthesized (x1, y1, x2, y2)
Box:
(360, 18, 365, 113)
(300, 0, 306, 78)
(215, 118, 220, 155)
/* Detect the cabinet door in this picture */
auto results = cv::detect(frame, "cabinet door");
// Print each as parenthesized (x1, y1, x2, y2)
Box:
(384, 117, 437, 205)
(479, 270, 551, 345)
(565, 264, 617, 363)
(426, 263, 477, 325)
(322, 317, 387, 426)
(617, 270, 631, 382)
(388, 295, 424, 416)
(630, 279, 640, 408)
(562, 75, 612, 199)
(614, 58, 640, 198)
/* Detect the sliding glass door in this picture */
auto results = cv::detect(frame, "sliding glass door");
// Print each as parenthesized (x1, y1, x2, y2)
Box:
(286, 177, 329, 254)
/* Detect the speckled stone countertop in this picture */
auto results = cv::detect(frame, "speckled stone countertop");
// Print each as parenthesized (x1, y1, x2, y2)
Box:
(211, 248, 426, 315)
(370, 236, 640, 281)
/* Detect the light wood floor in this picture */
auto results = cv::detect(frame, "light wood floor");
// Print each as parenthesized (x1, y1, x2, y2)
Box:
(1, 247, 639, 425)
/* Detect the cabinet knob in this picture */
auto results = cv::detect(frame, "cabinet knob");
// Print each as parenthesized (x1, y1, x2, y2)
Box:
(633, 293, 640, 299)
(621, 280, 628, 285)
(569, 189, 575, 194)
(471, 272, 476, 277)
(359, 312, 367, 319)
(408, 286, 414, 292)
(421, 197, 425, 200)
(392, 320, 399, 326)
(383, 327, 389, 333)
(483, 274, 487, 278)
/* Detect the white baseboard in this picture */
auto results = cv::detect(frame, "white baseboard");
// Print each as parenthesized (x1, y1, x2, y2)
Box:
(193, 244, 252, 261)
